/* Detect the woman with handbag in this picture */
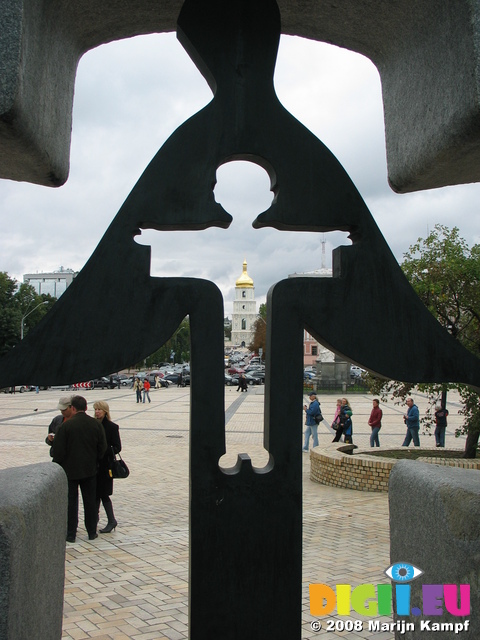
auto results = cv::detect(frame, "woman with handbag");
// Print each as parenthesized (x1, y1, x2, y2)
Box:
(94, 401, 122, 533)
(332, 398, 353, 443)
(331, 398, 342, 432)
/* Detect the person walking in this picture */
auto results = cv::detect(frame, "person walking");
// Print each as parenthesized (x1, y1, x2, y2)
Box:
(236, 373, 248, 392)
(402, 397, 420, 446)
(143, 377, 151, 403)
(331, 398, 342, 432)
(241, 374, 248, 392)
(133, 377, 143, 403)
(342, 401, 354, 444)
(368, 398, 383, 447)
(303, 391, 321, 451)
(434, 403, 449, 447)
(332, 398, 353, 443)
(94, 401, 122, 533)
(52, 395, 107, 542)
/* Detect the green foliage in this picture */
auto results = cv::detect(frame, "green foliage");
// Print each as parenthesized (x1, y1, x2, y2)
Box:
(458, 386, 480, 437)
(402, 225, 480, 355)
(0, 272, 21, 355)
(366, 225, 480, 455)
(0, 272, 56, 356)
(139, 317, 191, 368)
(249, 305, 266, 357)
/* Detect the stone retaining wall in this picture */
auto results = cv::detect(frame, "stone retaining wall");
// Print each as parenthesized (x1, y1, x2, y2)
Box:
(0, 463, 67, 639)
(389, 462, 480, 639)
(310, 445, 480, 492)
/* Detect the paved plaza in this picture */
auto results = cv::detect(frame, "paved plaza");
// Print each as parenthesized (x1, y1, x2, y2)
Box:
(0, 385, 467, 639)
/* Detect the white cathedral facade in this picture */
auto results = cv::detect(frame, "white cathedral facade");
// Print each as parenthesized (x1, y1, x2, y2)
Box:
(231, 260, 257, 348)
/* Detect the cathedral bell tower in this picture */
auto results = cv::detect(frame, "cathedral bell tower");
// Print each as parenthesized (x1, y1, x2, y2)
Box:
(231, 259, 257, 348)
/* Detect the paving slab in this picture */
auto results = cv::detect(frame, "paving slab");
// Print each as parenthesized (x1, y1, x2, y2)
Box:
(0, 386, 467, 638)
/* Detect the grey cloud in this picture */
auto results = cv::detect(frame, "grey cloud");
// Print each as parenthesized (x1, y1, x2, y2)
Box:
(0, 32, 478, 319)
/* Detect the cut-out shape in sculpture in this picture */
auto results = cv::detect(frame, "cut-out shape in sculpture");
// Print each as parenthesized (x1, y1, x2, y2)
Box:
(0, 0, 479, 639)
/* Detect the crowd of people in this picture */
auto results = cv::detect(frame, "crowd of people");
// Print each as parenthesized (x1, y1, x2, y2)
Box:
(46, 387, 448, 539)
(47, 395, 122, 543)
(302, 394, 449, 451)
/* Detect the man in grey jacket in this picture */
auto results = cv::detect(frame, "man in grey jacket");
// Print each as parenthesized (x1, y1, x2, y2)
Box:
(45, 395, 73, 454)
(52, 395, 107, 542)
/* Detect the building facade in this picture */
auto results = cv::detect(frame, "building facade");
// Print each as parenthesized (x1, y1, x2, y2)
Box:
(23, 267, 77, 298)
(231, 260, 257, 348)
(289, 267, 333, 367)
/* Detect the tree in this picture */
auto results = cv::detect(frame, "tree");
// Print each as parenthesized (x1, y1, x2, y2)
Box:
(0, 272, 21, 356)
(367, 225, 480, 457)
(16, 282, 56, 338)
(0, 272, 56, 356)
(249, 303, 267, 358)
(402, 226, 480, 354)
(224, 317, 232, 341)
(140, 317, 191, 368)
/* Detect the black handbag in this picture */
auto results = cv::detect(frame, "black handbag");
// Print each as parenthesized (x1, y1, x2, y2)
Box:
(110, 448, 130, 479)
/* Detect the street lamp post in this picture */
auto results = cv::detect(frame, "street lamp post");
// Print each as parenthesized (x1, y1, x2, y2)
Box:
(174, 325, 189, 365)
(21, 301, 48, 340)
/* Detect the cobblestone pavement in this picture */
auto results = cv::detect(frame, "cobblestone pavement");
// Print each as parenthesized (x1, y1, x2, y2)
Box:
(0, 385, 467, 639)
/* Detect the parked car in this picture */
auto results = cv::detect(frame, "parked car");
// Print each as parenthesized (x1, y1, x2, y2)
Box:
(145, 372, 170, 388)
(89, 377, 118, 389)
(164, 373, 190, 386)
(231, 373, 261, 386)
(350, 366, 365, 378)
(228, 367, 245, 375)
(2, 385, 29, 393)
(244, 364, 264, 373)
(247, 370, 265, 383)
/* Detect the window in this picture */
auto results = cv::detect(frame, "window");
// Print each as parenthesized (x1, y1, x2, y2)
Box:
(312, 346, 318, 356)
(241, 319, 246, 330)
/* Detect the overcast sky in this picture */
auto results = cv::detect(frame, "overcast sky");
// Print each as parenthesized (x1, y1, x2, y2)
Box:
(1, 32, 479, 316)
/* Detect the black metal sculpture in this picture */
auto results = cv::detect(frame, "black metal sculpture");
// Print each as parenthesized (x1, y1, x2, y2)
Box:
(0, 0, 479, 638)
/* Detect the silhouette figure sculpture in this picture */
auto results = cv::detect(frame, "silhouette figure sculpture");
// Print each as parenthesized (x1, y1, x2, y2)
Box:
(0, 0, 479, 638)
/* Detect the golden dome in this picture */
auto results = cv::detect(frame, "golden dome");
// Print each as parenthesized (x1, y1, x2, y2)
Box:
(235, 259, 254, 288)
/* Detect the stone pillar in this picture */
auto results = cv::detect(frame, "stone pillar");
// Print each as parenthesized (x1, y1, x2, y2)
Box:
(389, 461, 479, 639)
(0, 463, 67, 640)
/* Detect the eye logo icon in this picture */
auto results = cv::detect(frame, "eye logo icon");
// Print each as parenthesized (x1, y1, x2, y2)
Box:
(310, 560, 470, 620)
(385, 562, 423, 582)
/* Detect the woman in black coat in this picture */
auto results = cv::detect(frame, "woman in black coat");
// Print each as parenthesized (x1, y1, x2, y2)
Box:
(94, 401, 122, 533)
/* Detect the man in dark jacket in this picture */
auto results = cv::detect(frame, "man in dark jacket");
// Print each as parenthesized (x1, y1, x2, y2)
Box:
(402, 397, 420, 447)
(52, 395, 107, 542)
(302, 391, 322, 451)
(434, 403, 449, 447)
